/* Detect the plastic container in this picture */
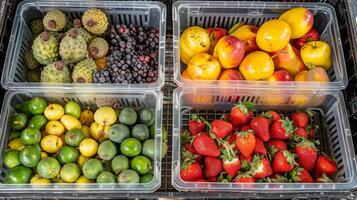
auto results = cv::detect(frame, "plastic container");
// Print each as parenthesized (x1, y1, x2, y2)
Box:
(1, 0, 166, 90)
(173, 1, 347, 90)
(172, 87, 356, 192)
(0, 89, 163, 193)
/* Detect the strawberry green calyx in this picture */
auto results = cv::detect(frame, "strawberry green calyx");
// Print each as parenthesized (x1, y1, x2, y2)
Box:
(191, 114, 205, 122)
(297, 138, 317, 151)
(218, 171, 232, 182)
(281, 117, 297, 136)
(316, 173, 333, 183)
(181, 130, 192, 144)
(290, 166, 303, 182)
(234, 101, 255, 115)
(261, 112, 273, 120)
(263, 174, 290, 183)
(282, 150, 298, 166)
(218, 138, 236, 162)
(181, 150, 198, 170)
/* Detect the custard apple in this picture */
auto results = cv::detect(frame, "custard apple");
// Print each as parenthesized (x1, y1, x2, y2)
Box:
(82, 8, 108, 35)
(30, 19, 44, 35)
(59, 28, 88, 64)
(72, 58, 96, 83)
(43, 9, 67, 32)
(71, 19, 93, 44)
(41, 61, 71, 83)
(25, 50, 40, 70)
(32, 32, 59, 65)
(88, 37, 108, 59)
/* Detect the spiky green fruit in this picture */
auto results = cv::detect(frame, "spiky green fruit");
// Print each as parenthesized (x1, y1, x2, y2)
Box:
(82, 8, 108, 35)
(72, 19, 93, 44)
(72, 59, 96, 83)
(88, 37, 108, 59)
(41, 61, 71, 83)
(59, 28, 88, 64)
(32, 32, 59, 65)
(25, 50, 40, 70)
(43, 9, 67, 32)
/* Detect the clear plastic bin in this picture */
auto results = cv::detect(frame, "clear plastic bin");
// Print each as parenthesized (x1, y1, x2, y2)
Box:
(1, 0, 166, 90)
(173, 1, 347, 90)
(0, 89, 163, 193)
(172, 87, 356, 192)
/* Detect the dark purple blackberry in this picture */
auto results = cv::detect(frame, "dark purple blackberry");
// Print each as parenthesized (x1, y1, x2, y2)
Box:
(93, 69, 111, 83)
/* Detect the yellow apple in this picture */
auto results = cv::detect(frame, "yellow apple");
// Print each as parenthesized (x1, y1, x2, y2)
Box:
(300, 41, 332, 71)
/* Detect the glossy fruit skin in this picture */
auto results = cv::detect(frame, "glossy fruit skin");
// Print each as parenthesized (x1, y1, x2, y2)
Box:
(207, 27, 228, 53)
(218, 69, 244, 80)
(57, 146, 79, 164)
(300, 41, 332, 71)
(213, 35, 245, 69)
(294, 28, 320, 49)
(235, 131, 256, 158)
(192, 133, 221, 157)
(28, 97, 47, 115)
(21, 128, 41, 145)
(266, 70, 293, 82)
(117, 169, 140, 183)
(94, 106, 117, 126)
(79, 110, 94, 126)
(28, 115, 47, 130)
(4, 150, 21, 168)
(60, 115, 81, 130)
(64, 101, 81, 119)
(239, 51, 274, 80)
(250, 116, 270, 142)
(180, 161, 203, 181)
(315, 154, 337, 177)
(11, 113, 28, 131)
(30, 174, 51, 184)
(120, 138, 142, 157)
(294, 140, 317, 171)
(180, 26, 210, 64)
(131, 155, 152, 175)
(37, 157, 60, 179)
(272, 150, 296, 173)
(65, 128, 85, 147)
(44, 104, 64, 120)
(82, 159, 104, 179)
(8, 138, 25, 151)
(187, 53, 221, 80)
(210, 119, 233, 139)
(60, 163, 81, 183)
(46, 120, 65, 136)
(256, 19, 291, 52)
(279, 7, 314, 39)
(97, 171, 116, 183)
(79, 138, 98, 157)
(40, 135, 63, 153)
(5, 165, 32, 184)
(231, 25, 259, 54)
(19, 145, 41, 168)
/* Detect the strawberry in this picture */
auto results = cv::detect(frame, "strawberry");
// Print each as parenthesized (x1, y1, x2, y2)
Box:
(290, 111, 311, 128)
(290, 166, 313, 183)
(184, 143, 203, 162)
(180, 160, 203, 181)
(235, 130, 256, 157)
(239, 154, 252, 171)
(315, 173, 333, 183)
(221, 114, 232, 123)
(270, 118, 296, 140)
(295, 127, 308, 139)
(207, 176, 218, 182)
(240, 125, 250, 131)
(315, 154, 337, 177)
(267, 139, 288, 156)
(195, 178, 207, 182)
(210, 119, 233, 139)
(250, 116, 270, 142)
(234, 172, 255, 183)
(230, 102, 254, 127)
(263, 173, 289, 183)
(219, 139, 240, 177)
(188, 114, 206, 136)
(306, 124, 318, 140)
(272, 150, 297, 173)
(204, 156, 223, 178)
(181, 130, 192, 144)
(251, 156, 273, 179)
(294, 139, 317, 171)
(192, 133, 221, 157)
(262, 111, 281, 122)
(254, 137, 267, 155)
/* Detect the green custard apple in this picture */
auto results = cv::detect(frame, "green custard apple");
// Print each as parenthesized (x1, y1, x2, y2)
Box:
(41, 60, 71, 83)
(32, 32, 59, 65)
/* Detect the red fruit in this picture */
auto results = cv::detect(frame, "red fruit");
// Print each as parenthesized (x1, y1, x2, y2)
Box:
(262, 111, 281, 122)
(295, 127, 308, 139)
(294, 28, 320, 49)
(184, 143, 203, 162)
(290, 111, 310, 128)
(211, 119, 233, 139)
(230, 102, 254, 127)
(272, 150, 297, 173)
(188, 114, 206, 136)
(227, 133, 237, 145)
(235, 130, 256, 157)
(315, 154, 337, 177)
(270, 118, 296, 140)
(315, 173, 333, 183)
(290, 167, 313, 183)
(294, 139, 317, 171)
(250, 116, 270, 142)
(239, 154, 253, 171)
(234, 173, 255, 183)
(251, 156, 273, 179)
(180, 161, 203, 181)
(207, 27, 228, 53)
(195, 178, 207, 182)
(207, 176, 218, 182)
(181, 130, 192, 144)
(267, 139, 288, 156)
(220, 139, 241, 177)
(204, 156, 223, 178)
(267, 173, 289, 183)
(240, 125, 250, 131)
(193, 133, 221, 157)
(254, 137, 267, 155)
(306, 124, 318, 140)
(221, 114, 232, 123)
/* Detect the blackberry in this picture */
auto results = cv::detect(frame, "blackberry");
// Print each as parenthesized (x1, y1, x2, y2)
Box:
(93, 69, 111, 83)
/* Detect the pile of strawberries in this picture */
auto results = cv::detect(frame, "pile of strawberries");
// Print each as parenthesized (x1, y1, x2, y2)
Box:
(180, 102, 337, 183)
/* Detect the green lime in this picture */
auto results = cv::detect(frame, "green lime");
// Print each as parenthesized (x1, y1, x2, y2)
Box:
(65, 129, 84, 147)
(60, 163, 81, 183)
(28, 97, 47, 115)
(140, 173, 154, 183)
(10, 113, 28, 131)
(131, 124, 149, 141)
(15, 101, 32, 116)
(57, 146, 79, 164)
(120, 138, 141, 157)
(142, 139, 155, 160)
(119, 107, 137, 126)
(82, 159, 103, 179)
(21, 127, 41, 145)
(108, 124, 130, 143)
(96, 171, 116, 183)
(9, 131, 21, 141)
(4, 165, 32, 184)
(28, 115, 47, 130)
(65, 101, 81, 119)
(131, 155, 152, 175)
(117, 169, 139, 183)
(138, 108, 154, 126)
(19, 145, 41, 168)
(37, 157, 61, 179)
(111, 155, 129, 175)
(98, 140, 117, 161)
(3, 150, 20, 168)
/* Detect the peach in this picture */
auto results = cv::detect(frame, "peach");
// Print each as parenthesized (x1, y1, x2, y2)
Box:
(279, 7, 314, 39)
(187, 53, 221, 80)
(180, 26, 210, 64)
(267, 70, 293, 81)
(239, 51, 274, 80)
(231, 25, 259, 54)
(218, 69, 244, 80)
(207, 27, 228, 53)
(256, 19, 291, 52)
(294, 67, 329, 82)
(270, 43, 307, 77)
(213, 35, 245, 69)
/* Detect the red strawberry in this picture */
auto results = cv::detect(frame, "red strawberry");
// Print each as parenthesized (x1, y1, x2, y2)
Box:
(180, 161, 203, 181)
(251, 156, 273, 179)
(250, 116, 270, 142)
(315, 154, 337, 177)
(306, 124, 318, 140)
(272, 150, 296, 173)
(290, 111, 311, 128)
(239, 154, 253, 171)
(267, 139, 288, 156)
(294, 28, 320, 49)
(240, 125, 250, 131)
(181, 130, 192, 144)
(235, 130, 256, 157)
(184, 143, 203, 162)
(234, 173, 255, 183)
(290, 166, 313, 183)
(221, 114, 232, 123)
(270, 118, 296, 140)
(204, 156, 223, 178)
(262, 111, 281, 122)
(230, 102, 254, 127)
(254, 137, 267, 155)
(207, 176, 218, 182)
(188, 114, 206, 136)
(295, 127, 308, 139)
(315, 173, 333, 183)
(193, 133, 221, 157)
(211, 119, 233, 139)
(220, 139, 240, 177)
(195, 178, 207, 182)
(294, 139, 317, 171)
(265, 173, 289, 183)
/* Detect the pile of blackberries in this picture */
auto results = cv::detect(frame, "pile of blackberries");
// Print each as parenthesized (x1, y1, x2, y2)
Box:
(93, 24, 159, 84)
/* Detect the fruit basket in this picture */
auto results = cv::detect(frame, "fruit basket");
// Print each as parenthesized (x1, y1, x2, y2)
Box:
(173, 1, 347, 90)
(1, 0, 166, 90)
(172, 87, 356, 192)
(0, 89, 163, 193)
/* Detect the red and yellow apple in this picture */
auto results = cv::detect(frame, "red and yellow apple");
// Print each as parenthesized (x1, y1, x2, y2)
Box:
(218, 69, 244, 80)
(294, 28, 320, 49)
(270, 43, 307, 77)
(239, 51, 274, 80)
(267, 69, 293, 81)
(187, 53, 221, 80)
(231, 25, 259, 54)
(180, 26, 210, 64)
(300, 41, 332, 71)
(279, 7, 314, 39)
(294, 67, 329, 82)
(207, 27, 227, 53)
(256, 19, 291, 52)
(228, 22, 245, 34)
(213, 35, 245, 69)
